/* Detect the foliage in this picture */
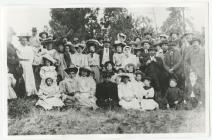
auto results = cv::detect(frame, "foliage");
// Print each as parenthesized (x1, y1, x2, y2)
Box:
(161, 7, 194, 36)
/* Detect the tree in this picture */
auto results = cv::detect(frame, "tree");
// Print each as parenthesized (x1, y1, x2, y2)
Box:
(161, 7, 194, 35)
(49, 8, 100, 41)
(100, 8, 134, 42)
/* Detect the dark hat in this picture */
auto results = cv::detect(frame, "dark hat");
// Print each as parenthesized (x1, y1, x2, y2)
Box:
(119, 74, 130, 79)
(116, 68, 125, 73)
(64, 67, 78, 74)
(113, 41, 126, 48)
(79, 67, 92, 76)
(141, 39, 152, 46)
(32, 27, 37, 32)
(190, 37, 201, 44)
(135, 70, 145, 76)
(39, 31, 48, 37)
(75, 43, 86, 49)
(142, 76, 152, 82)
(169, 75, 178, 83)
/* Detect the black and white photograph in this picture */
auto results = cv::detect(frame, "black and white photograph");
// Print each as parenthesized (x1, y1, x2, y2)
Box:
(0, 0, 210, 137)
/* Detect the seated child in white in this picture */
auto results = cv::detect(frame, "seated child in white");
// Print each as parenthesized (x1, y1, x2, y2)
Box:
(36, 77, 64, 110)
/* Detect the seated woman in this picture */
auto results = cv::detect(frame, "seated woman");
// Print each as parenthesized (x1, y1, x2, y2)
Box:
(75, 67, 97, 109)
(118, 74, 140, 110)
(36, 76, 64, 110)
(96, 71, 119, 109)
(59, 67, 79, 104)
(139, 76, 159, 110)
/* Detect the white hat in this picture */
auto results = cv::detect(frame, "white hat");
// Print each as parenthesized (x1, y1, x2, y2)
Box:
(43, 54, 56, 64)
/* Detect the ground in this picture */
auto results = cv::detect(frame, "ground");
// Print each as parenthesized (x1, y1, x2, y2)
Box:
(8, 96, 205, 135)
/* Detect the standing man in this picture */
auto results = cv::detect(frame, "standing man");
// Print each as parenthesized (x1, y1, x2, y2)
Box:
(163, 42, 184, 90)
(98, 38, 114, 67)
(86, 40, 101, 83)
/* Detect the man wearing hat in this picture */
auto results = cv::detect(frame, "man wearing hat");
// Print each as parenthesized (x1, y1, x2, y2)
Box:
(98, 38, 114, 67)
(139, 39, 151, 71)
(86, 40, 101, 83)
(163, 42, 184, 90)
(59, 67, 79, 104)
(159, 34, 168, 42)
(113, 41, 126, 70)
(169, 31, 180, 49)
(96, 71, 119, 109)
(71, 43, 88, 68)
(184, 37, 205, 86)
(144, 45, 169, 100)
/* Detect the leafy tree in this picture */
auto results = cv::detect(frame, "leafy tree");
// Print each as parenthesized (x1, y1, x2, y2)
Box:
(161, 7, 194, 36)
(100, 8, 134, 43)
(49, 8, 100, 41)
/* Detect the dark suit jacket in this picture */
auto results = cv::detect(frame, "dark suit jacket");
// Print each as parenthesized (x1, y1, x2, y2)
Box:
(98, 48, 114, 66)
(95, 81, 119, 102)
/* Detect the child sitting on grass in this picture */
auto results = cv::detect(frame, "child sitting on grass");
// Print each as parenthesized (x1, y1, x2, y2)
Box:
(139, 76, 159, 110)
(184, 70, 203, 109)
(36, 77, 64, 110)
(164, 77, 183, 109)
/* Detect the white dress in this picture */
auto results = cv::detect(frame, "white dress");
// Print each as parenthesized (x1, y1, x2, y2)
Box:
(16, 45, 37, 96)
(71, 53, 88, 67)
(8, 73, 17, 99)
(140, 87, 159, 110)
(122, 54, 139, 68)
(75, 76, 97, 108)
(36, 82, 64, 110)
(118, 82, 140, 110)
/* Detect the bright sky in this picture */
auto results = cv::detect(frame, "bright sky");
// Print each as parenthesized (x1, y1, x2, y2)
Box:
(5, 7, 207, 35)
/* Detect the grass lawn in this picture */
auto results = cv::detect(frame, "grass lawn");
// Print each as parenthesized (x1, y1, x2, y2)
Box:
(8, 96, 205, 135)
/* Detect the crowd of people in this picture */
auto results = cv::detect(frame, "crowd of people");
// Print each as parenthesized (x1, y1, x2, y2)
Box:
(7, 26, 205, 111)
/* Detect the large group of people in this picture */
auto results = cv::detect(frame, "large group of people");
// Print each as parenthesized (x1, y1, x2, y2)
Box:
(7, 26, 205, 111)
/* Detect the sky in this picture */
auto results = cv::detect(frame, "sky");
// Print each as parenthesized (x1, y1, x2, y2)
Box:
(5, 7, 207, 35)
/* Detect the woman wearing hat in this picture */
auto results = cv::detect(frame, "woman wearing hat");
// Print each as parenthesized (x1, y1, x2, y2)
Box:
(113, 42, 125, 70)
(15, 36, 37, 96)
(118, 74, 141, 110)
(71, 43, 88, 68)
(39, 54, 57, 90)
(59, 67, 79, 104)
(75, 67, 97, 109)
(122, 46, 139, 68)
(54, 42, 68, 80)
(86, 40, 101, 83)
